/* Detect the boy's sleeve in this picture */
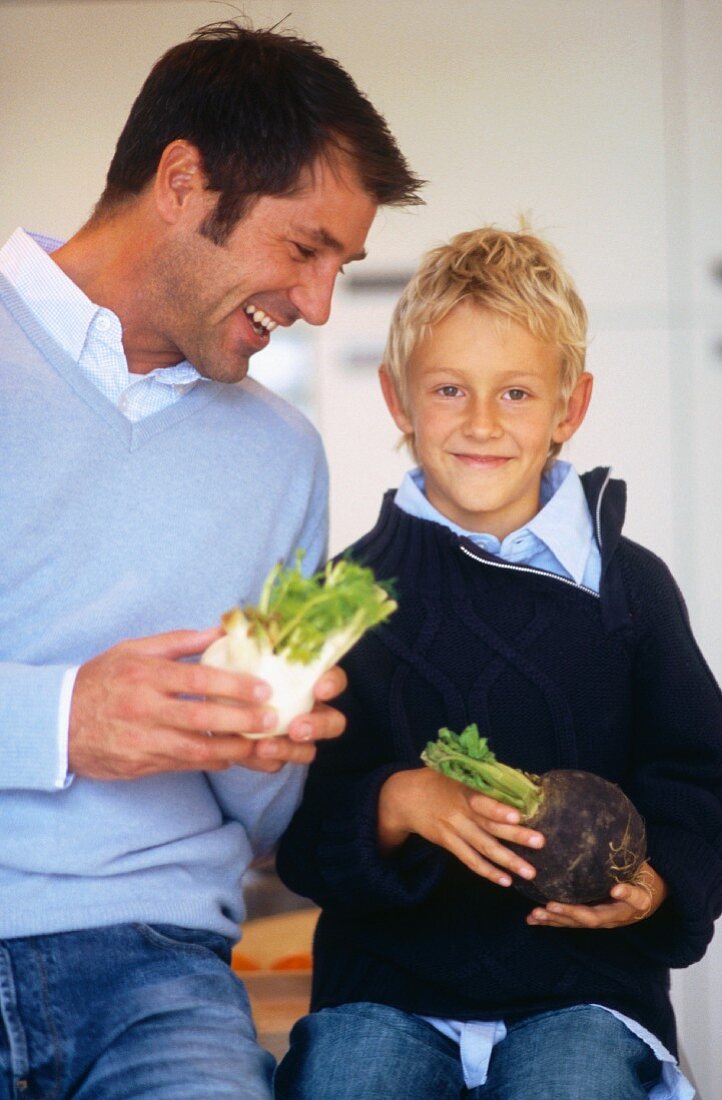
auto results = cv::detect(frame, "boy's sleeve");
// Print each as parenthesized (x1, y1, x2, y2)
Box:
(276, 660, 448, 914)
(624, 553, 722, 967)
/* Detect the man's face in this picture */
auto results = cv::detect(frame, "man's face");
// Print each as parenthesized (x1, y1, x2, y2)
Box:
(146, 155, 377, 381)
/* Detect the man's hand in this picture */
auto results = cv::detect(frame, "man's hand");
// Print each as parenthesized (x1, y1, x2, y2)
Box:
(378, 768, 545, 886)
(525, 862, 668, 929)
(69, 629, 347, 780)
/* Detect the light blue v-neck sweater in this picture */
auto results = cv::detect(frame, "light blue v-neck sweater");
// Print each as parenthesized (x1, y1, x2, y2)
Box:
(0, 277, 328, 940)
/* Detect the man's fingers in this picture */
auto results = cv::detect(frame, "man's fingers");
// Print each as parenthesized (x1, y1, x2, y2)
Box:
(160, 695, 279, 738)
(253, 737, 319, 767)
(126, 628, 224, 659)
(312, 664, 347, 702)
(154, 657, 272, 705)
(69, 630, 341, 780)
(285, 701, 346, 743)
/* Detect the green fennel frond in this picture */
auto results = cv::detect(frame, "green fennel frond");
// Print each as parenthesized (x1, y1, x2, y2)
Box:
(243, 553, 396, 664)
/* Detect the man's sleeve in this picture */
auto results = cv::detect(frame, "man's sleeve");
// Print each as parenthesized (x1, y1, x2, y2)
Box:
(0, 662, 76, 790)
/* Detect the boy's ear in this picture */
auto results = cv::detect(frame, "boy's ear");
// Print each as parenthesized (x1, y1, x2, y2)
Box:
(552, 371, 594, 445)
(379, 366, 413, 434)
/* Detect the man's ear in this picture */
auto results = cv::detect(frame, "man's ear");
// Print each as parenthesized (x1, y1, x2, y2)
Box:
(552, 371, 594, 446)
(379, 365, 413, 434)
(153, 140, 209, 225)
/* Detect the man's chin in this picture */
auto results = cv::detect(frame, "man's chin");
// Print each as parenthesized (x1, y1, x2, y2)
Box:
(196, 353, 252, 384)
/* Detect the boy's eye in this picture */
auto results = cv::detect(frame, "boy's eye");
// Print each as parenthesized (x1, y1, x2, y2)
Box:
(504, 388, 528, 401)
(436, 385, 462, 398)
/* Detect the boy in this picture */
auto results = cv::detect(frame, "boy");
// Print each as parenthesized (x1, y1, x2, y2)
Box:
(274, 228, 722, 1098)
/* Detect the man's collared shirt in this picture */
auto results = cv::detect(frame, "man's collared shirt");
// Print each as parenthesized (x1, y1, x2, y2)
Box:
(0, 227, 206, 421)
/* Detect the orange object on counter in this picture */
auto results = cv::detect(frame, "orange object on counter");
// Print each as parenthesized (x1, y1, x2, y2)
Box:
(231, 952, 262, 972)
(270, 952, 313, 971)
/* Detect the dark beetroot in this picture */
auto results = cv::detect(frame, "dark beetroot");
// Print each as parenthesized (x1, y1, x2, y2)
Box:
(422, 726, 647, 905)
(508, 769, 647, 904)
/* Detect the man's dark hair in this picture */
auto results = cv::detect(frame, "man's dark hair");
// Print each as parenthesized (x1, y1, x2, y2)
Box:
(96, 20, 423, 242)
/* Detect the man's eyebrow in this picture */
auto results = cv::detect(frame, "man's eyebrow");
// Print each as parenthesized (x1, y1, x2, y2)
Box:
(300, 226, 367, 262)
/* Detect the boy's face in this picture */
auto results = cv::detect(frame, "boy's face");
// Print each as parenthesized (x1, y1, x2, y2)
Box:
(381, 301, 592, 539)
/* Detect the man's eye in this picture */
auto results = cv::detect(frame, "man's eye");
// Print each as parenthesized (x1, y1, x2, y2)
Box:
(294, 243, 316, 260)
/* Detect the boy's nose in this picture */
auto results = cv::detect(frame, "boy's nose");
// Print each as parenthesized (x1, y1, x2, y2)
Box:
(464, 395, 501, 437)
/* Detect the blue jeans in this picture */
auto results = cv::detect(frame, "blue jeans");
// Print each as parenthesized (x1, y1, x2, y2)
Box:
(274, 1002, 662, 1099)
(0, 923, 275, 1099)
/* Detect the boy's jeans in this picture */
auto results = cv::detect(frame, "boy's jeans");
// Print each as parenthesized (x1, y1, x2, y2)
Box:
(0, 923, 274, 1099)
(274, 1001, 662, 1100)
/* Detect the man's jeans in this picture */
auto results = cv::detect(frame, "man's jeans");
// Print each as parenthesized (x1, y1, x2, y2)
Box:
(274, 1001, 662, 1099)
(0, 923, 274, 1099)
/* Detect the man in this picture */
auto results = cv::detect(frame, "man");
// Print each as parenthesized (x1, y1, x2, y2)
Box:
(0, 20, 422, 1098)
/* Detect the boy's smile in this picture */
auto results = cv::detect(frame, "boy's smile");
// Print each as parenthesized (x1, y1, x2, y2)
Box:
(381, 301, 592, 539)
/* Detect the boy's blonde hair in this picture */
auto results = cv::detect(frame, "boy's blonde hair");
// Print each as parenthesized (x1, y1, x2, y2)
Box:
(383, 226, 588, 463)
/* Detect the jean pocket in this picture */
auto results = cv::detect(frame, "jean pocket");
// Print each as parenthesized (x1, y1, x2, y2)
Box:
(134, 923, 232, 963)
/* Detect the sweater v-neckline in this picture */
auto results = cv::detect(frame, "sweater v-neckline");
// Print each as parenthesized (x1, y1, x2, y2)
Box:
(0, 275, 223, 450)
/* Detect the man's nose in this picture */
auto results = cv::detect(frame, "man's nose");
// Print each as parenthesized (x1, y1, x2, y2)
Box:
(289, 268, 337, 327)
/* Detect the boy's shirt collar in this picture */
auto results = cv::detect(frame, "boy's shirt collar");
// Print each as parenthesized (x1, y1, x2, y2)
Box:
(394, 460, 597, 588)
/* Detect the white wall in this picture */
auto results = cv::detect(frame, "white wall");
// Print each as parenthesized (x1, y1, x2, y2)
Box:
(1, 1, 720, 1093)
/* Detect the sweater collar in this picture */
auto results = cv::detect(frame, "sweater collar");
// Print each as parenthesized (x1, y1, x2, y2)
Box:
(394, 461, 595, 587)
(353, 468, 630, 632)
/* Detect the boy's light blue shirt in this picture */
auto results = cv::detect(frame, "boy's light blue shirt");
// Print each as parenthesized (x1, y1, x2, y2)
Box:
(393, 462, 690, 1100)
(394, 460, 601, 592)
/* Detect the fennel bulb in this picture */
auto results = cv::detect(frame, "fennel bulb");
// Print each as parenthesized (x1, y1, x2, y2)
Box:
(201, 556, 396, 737)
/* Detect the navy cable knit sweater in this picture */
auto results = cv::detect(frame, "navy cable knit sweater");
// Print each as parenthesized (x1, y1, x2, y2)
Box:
(276, 470, 722, 1055)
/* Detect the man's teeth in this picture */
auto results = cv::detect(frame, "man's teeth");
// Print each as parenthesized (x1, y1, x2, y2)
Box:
(244, 304, 278, 336)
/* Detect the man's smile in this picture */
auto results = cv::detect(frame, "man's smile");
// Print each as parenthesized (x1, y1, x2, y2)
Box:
(243, 301, 279, 337)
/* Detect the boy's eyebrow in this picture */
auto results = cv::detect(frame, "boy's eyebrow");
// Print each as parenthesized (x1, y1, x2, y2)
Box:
(298, 225, 367, 263)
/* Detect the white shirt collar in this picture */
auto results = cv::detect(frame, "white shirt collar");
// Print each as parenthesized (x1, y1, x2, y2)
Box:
(394, 460, 594, 585)
(0, 227, 205, 387)
(0, 228, 97, 361)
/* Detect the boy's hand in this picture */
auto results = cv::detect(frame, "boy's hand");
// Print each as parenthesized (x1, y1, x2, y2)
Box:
(378, 767, 545, 886)
(525, 862, 668, 929)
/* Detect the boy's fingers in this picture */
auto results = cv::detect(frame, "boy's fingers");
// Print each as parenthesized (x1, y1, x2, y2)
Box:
(470, 802, 545, 850)
(468, 792, 522, 824)
(454, 817, 538, 883)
